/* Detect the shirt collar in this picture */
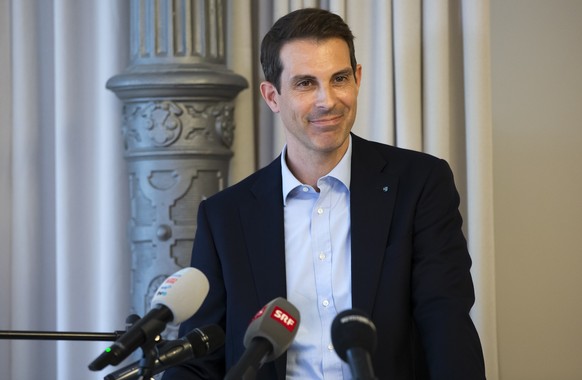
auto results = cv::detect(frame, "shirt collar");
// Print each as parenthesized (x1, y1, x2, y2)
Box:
(281, 135, 352, 206)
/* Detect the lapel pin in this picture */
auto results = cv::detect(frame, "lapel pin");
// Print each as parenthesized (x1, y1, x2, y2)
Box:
(382, 186, 390, 192)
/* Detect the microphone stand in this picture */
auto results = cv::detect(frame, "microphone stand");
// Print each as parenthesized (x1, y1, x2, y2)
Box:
(0, 315, 162, 379)
(135, 337, 158, 380)
(0, 313, 142, 342)
(0, 330, 125, 341)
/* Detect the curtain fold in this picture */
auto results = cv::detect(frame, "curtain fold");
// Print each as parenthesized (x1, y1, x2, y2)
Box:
(423, 0, 453, 160)
(461, 1, 499, 378)
(53, 0, 131, 378)
(10, 0, 58, 378)
(350, 0, 395, 144)
(393, 0, 423, 151)
(228, 0, 257, 184)
(0, 0, 12, 372)
(1, 1, 130, 379)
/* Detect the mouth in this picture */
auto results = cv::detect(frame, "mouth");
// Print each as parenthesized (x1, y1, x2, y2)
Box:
(308, 114, 343, 127)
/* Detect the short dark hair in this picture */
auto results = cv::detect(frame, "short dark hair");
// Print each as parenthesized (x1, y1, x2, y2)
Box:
(260, 8, 357, 93)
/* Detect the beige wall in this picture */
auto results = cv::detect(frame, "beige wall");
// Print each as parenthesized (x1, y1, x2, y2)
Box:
(491, 0, 582, 379)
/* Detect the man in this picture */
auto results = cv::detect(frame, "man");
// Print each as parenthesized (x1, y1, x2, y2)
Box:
(163, 7, 485, 380)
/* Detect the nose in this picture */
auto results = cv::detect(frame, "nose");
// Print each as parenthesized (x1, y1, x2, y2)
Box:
(315, 83, 337, 109)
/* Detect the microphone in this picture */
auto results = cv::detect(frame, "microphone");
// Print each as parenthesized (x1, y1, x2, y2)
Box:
(331, 309, 378, 380)
(104, 324, 225, 380)
(224, 297, 301, 380)
(89, 267, 209, 371)
(124, 314, 141, 330)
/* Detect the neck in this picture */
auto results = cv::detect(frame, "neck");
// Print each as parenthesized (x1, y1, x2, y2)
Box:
(285, 145, 348, 190)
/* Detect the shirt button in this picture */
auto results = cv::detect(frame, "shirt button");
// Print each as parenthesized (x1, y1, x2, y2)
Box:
(328, 343, 334, 351)
(319, 252, 326, 260)
(302, 186, 309, 192)
(322, 299, 330, 307)
(317, 208, 324, 215)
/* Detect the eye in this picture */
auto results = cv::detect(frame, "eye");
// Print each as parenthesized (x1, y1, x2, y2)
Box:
(296, 79, 313, 87)
(334, 75, 349, 83)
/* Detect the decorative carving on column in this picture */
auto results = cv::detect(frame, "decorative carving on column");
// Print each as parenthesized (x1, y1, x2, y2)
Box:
(107, 0, 247, 327)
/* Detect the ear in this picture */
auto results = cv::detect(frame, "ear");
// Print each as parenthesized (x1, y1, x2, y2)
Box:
(260, 81, 280, 113)
(354, 64, 363, 90)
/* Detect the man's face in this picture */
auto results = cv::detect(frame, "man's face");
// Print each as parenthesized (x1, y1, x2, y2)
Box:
(261, 38, 362, 162)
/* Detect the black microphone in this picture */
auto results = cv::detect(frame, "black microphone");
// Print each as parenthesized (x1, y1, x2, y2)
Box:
(224, 297, 301, 380)
(331, 309, 378, 380)
(104, 324, 225, 380)
(89, 267, 209, 371)
(124, 314, 141, 330)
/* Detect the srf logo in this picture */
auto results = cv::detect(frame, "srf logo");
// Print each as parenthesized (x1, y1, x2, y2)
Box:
(270, 307, 297, 332)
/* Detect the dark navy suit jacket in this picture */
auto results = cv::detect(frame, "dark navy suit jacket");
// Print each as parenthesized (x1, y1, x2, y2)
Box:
(162, 134, 486, 379)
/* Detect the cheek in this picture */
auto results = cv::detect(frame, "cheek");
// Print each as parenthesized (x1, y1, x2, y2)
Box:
(281, 97, 310, 120)
(341, 92, 359, 114)
(339, 87, 358, 103)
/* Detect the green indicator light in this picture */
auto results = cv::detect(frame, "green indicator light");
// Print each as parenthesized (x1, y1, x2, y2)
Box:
(105, 347, 112, 353)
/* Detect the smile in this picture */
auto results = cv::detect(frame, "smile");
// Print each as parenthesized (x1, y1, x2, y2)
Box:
(308, 114, 343, 125)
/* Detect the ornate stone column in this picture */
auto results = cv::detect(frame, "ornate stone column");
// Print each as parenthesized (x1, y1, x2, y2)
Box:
(107, 0, 247, 325)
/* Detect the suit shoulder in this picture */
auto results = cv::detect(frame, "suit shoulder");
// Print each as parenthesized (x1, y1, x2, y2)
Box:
(202, 157, 280, 206)
(354, 135, 445, 169)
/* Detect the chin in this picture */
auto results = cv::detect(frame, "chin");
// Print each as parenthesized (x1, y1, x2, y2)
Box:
(313, 136, 349, 153)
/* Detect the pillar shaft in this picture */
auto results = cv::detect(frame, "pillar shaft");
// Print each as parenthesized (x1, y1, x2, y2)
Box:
(107, 0, 247, 325)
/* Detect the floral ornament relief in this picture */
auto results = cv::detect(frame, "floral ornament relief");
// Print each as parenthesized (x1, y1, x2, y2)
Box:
(183, 103, 236, 148)
(142, 101, 184, 147)
(121, 105, 142, 150)
(213, 103, 235, 148)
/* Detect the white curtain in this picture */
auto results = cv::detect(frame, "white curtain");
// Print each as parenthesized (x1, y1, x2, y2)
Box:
(0, 1, 131, 379)
(0, 0, 497, 379)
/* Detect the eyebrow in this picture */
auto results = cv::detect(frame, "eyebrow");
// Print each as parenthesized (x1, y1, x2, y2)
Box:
(289, 67, 354, 84)
(290, 74, 317, 83)
(333, 68, 354, 78)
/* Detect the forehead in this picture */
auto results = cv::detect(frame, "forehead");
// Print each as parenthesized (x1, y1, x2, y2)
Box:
(279, 38, 351, 76)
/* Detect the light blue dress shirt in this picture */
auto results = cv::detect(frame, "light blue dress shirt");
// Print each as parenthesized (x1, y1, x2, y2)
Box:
(282, 137, 353, 380)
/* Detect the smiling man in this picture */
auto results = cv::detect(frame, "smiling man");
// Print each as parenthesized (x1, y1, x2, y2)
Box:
(162, 8, 485, 380)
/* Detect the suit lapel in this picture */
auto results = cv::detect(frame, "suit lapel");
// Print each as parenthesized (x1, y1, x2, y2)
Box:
(238, 158, 288, 380)
(239, 158, 287, 306)
(350, 135, 398, 315)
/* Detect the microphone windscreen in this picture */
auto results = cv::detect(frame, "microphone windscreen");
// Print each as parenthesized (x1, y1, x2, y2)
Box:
(151, 267, 209, 324)
(243, 297, 300, 362)
(331, 309, 377, 361)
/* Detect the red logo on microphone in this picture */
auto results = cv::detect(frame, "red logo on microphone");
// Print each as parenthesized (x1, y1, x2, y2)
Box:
(250, 305, 267, 323)
(270, 307, 297, 332)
